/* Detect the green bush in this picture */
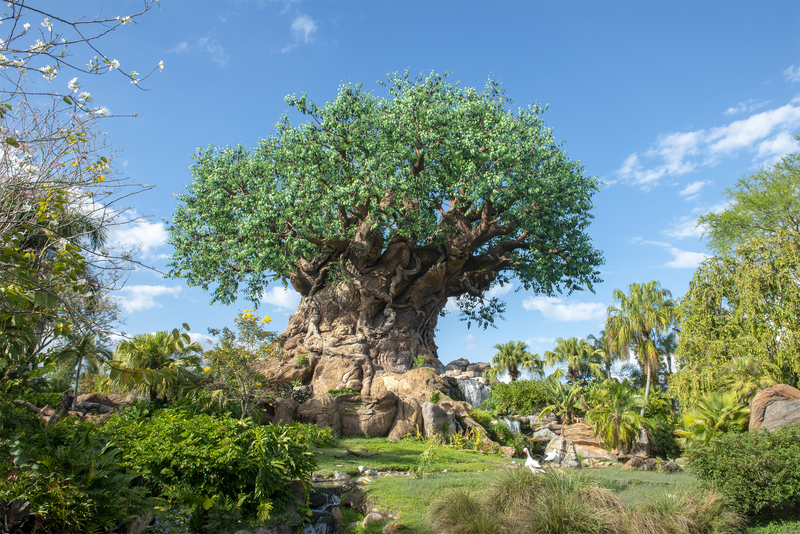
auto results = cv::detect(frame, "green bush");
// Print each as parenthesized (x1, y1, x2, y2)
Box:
(486, 379, 550, 416)
(1, 424, 152, 533)
(283, 421, 338, 448)
(327, 387, 360, 397)
(649, 413, 681, 459)
(689, 424, 800, 516)
(103, 406, 317, 526)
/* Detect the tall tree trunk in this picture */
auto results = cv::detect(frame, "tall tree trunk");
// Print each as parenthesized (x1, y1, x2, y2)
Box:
(72, 356, 83, 411)
(641, 364, 652, 417)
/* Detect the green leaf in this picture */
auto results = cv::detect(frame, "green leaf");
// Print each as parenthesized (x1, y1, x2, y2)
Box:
(5, 137, 19, 148)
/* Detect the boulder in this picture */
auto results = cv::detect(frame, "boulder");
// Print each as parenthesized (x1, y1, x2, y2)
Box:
(762, 400, 800, 431)
(444, 358, 470, 372)
(562, 423, 616, 461)
(297, 391, 398, 437)
(257, 352, 317, 386)
(370, 368, 451, 406)
(269, 397, 298, 425)
(387, 397, 423, 440)
(76, 392, 118, 407)
(421, 401, 457, 442)
(532, 427, 558, 442)
(466, 362, 491, 374)
(311, 355, 364, 394)
(750, 384, 800, 431)
(544, 436, 581, 469)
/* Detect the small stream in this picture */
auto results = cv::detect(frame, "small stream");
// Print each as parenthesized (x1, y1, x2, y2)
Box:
(303, 487, 342, 534)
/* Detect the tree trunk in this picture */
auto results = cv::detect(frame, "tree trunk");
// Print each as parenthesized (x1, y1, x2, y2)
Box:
(641, 364, 652, 418)
(72, 356, 83, 411)
(279, 255, 461, 395)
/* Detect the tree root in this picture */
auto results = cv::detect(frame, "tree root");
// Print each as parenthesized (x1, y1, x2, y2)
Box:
(335, 449, 379, 459)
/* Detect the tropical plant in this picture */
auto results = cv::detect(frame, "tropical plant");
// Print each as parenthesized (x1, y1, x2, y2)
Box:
(168, 72, 603, 382)
(484, 340, 544, 382)
(103, 328, 202, 401)
(606, 280, 675, 416)
(485, 379, 551, 416)
(51, 333, 112, 410)
(585, 379, 645, 451)
(656, 330, 678, 377)
(537, 380, 584, 425)
(544, 336, 605, 383)
(674, 390, 750, 450)
(719, 356, 777, 403)
(588, 329, 623, 380)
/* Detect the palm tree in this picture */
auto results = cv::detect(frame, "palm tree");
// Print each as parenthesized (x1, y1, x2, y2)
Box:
(483, 340, 544, 382)
(106, 330, 203, 401)
(53, 333, 112, 410)
(674, 390, 750, 450)
(537, 380, 584, 425)
(587, 330, 623, 379)
(585, 379, 645, 452)
(719, 356, 777, 403)
(544, 337, 605, 383)
(606, 281, 675, 416)
(657, 330, 678, 377)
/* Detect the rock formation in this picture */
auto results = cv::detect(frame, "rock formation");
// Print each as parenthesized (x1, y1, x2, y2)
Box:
(749, 384, 800, 431)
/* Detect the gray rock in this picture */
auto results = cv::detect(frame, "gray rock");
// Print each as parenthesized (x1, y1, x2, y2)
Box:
(544, 436, 581, 469)
(444, 358, 470, 372)
(362, 512, 383, 528)
(533, 427, 558, 441)
(762, 400, 800, 431)
(421, 401, 457, 442)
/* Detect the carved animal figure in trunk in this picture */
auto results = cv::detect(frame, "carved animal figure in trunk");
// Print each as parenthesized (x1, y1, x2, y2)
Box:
(167, 73, 603, 392)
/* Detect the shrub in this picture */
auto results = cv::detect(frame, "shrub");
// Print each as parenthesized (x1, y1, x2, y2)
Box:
(428, 488, 508, 534)
(486, 379, 550, 416)
(430, 390, 441, 403)
(103, 406, 316, 525)
(282, 421, 337, 448)
(1, 425, 152, 533)
(688, 423, 800, 516)
(327, 387, 360, 397)
(649, 413, 681, 459)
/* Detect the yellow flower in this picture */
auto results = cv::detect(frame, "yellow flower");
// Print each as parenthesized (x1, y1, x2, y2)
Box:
(262, 316, 272, 323)
(204, 366, 211, 372)
(256, 382, 261, 386)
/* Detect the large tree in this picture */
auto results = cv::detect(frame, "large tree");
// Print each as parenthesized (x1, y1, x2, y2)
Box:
(168, 73, 602, 393)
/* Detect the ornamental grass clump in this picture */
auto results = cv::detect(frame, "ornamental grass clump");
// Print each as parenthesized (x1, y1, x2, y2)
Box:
(625, 489, 743, 534)
(428, 488, 509, 534)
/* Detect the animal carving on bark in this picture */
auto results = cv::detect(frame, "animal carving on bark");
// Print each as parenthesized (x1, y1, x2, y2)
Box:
(167, 73, 603, 394)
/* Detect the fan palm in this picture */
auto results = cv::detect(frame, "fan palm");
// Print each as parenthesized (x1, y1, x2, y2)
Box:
(719, 356, 777, 403)
(106, 330, 203, 401)
(544, 337, 605, 383)
(606, 281, 675, 416)
(484, 340, 544, 382)
(585, 379, 645, 451)
(52, 333, 112, 410)
(537, 380, 584, 425)
(675, 389, 750, 450)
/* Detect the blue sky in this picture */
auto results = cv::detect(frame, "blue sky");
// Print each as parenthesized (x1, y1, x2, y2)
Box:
(31, 1, 800, 365)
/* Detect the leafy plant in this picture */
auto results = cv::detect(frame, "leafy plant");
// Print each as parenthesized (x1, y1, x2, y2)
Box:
(429, 390, 440, 404)
(328, 388, 360, 397)
(486, 379, 551, 416)
(585, 379, 646, 451)
(294, 353, 309, 369)
(413, 443, 441, 479)
(538, 379, 584, 425)
(675, 390, 749, 450)
(484, 340, 544, 382)
(689, 423, 800, 516)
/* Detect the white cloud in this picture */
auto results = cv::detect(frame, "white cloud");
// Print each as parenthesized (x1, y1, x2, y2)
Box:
(188, 332, 217, 347)
(465, 343, 478, 352)
(679, 180, 708, 200)
(724, 99, 770, 116)
(614, 95, 800, 189)
(463, 334, 475, 342)
(522, 297, 606, 322)
(784, 65, 800, 83)
(292, 14, 317, 43)
(108, 219, 168, 260)
(169, 41, 189, 53)
(526, 336, 556, 348)
(261, 285, 301, 310)
(196, 36, 228, 66)
(486, 282, 514, 299)
(664, 248, 709, 269)
(663, 216, 705, 239)
(118, 285, 183, 313)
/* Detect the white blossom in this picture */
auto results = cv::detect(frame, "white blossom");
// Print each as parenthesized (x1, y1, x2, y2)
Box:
(68, 77, 79, 92)
(92, 107, 109, 116)
(41, 18, 52, 31)
(116, 16, 132, 25)
(107, 58, 119, 69)
(22, 22, 30, 31)
(39, 64, 57, 81)
(78, 91, 92, 103)
(157, 60, 164, 71)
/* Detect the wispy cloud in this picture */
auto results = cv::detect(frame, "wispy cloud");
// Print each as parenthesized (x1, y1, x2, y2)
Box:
(724, 99, 770, 116)
(612, 94, 800, 190)
(663, 216, 705, 239)
(261, 285, 301, 310)
(486, 282, 514, 299)
(522, 297, 606, 322)
(169, 41, 189, 53)
(166, 36, 228, 66)
(281, 14, 318, 53)
(108, 218, 168, 261)
(785, 65, 800, 83)
(630, 237, 709, 269)
(679, 180, 709, 201)
(188, 332, 218, 347)
(118, 285, 183, 313)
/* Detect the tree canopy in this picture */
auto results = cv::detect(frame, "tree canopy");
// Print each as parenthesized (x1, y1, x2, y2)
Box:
(168, 73, 603, 329)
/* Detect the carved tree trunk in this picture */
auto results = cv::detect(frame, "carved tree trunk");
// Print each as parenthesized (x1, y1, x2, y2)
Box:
(276, 239, 500, 395)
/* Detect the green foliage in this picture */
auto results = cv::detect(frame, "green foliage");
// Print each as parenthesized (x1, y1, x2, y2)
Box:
(294, 353, 309, 369)
(689, 424, 800, 517)
(698, 144, 800, 256)
(537, 379, 585, 425)
(648, 413, 681, 459)
(673, 236, 800, 406)
(412, 354, 427, 368)
(168, 72, 603, 327)
(625, 489, 743, 534)
(485, 379, 551, 416)
(429, 390, 440, 404)
(484, 341, 544, 383)
(1, 424, 151, 533)
(675, 390, 750, 451)
(282, 421, 338, 448)
(328, 387, 361, 397)
(103, 405, 316, 524)
(545, 336, 605, 383)
(413, 443, 441, 479)
(585, 379, 646, 452)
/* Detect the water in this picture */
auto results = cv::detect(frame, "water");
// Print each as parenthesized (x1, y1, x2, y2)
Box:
(303, 491, 341, 534)
(457, 378, 489, 408)
(500, 417, 521, 434)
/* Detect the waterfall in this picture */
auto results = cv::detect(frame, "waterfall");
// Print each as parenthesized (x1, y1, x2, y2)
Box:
(500, 417, 521, 434)
(457, 378, 489, 408)
(304, 491, 341, 534)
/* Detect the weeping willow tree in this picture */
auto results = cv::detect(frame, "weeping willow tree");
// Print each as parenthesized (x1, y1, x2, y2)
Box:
(168, 73, 603, 394)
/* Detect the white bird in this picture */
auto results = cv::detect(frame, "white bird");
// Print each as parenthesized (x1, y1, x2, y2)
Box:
(543, 449, 561, 463)
(523, 447, 543, 472)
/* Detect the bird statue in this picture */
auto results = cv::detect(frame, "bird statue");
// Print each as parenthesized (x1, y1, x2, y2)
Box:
(522, 447, 543, 473)
(543, 449, 561, 463)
